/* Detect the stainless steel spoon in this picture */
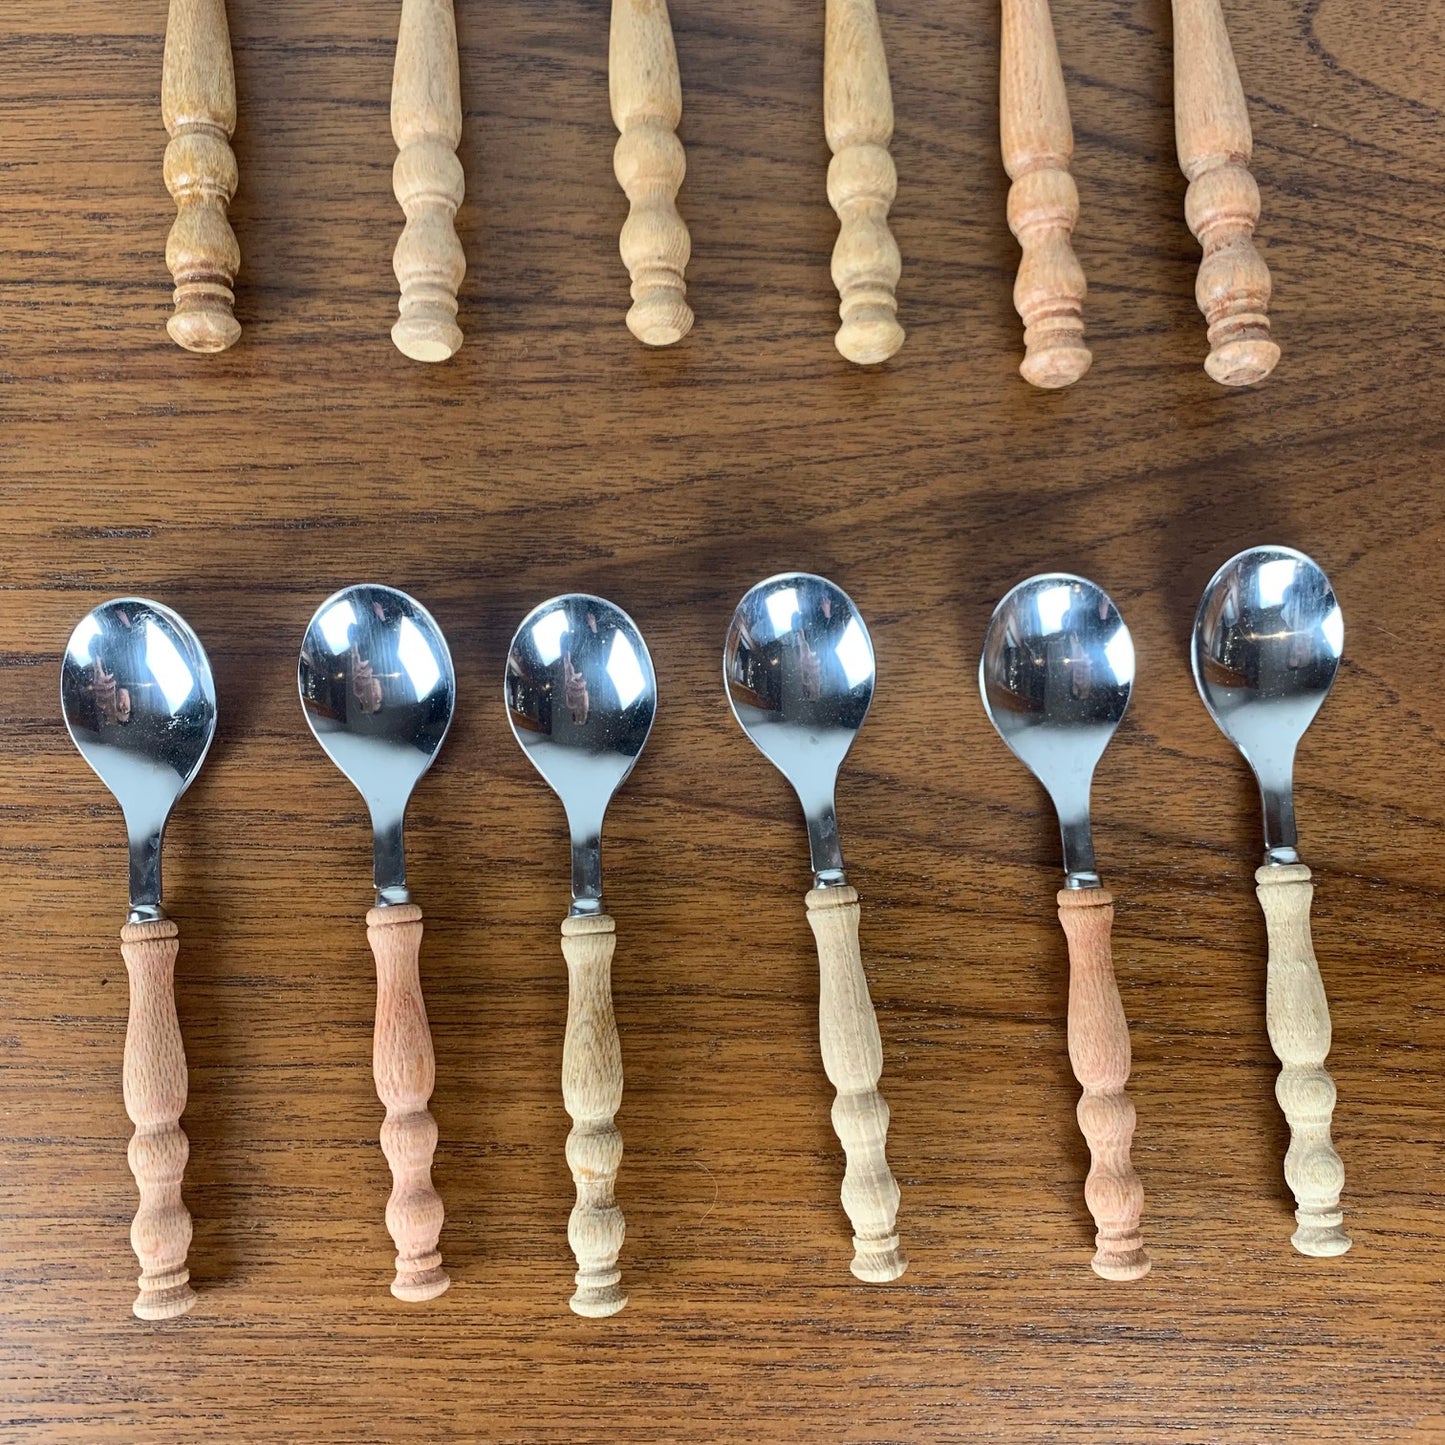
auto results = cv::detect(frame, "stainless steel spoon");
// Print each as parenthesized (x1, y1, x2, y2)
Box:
(61, 597, 216, 1320)
(505, 593, 656, 1319)
(1193, 545, 1350, 1257)
(980, 573, 1150, 1280)
(299, 583, 455, 1300)
(724, 572, 905, 1283)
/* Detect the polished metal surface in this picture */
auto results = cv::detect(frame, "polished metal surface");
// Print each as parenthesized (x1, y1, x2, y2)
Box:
(505, 594, 657, 916)
(724, 572, 875, 888)
(299, 584, 455, 906)
(61, 598, 217, 923)
(1192, 545, 1343, 865)
(979, 574, 1134, 889)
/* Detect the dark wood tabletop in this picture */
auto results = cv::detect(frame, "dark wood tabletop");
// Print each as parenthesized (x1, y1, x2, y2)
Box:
(3, 0, 1443, 1439)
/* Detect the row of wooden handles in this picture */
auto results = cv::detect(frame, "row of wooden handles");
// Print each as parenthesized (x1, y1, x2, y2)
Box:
(116, 867, 1347, 1321)
(161, 0, 1275, 382)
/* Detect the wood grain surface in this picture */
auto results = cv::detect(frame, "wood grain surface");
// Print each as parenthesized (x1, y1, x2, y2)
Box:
(2, 0, 1443, 1439)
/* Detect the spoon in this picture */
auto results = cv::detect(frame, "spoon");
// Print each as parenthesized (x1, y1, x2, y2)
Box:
(1192, 545, 1349, 1257)
(724, 572, 905, 1283)
(505, 593, 657, 1318)
(298, 583, 456, 1300)
(61, 597, 217, 1319)
(980, 573, 1150, 1281)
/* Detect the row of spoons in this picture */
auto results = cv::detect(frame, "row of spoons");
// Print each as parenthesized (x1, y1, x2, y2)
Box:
(59, 546, 1348, 1320)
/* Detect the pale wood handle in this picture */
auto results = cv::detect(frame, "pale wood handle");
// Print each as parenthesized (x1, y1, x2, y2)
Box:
(391, 0, 465, 362)
(560, 913, 627, 1317)
(824, 0, 904, 365)
(119, 918, 197, 1320)
(161, 0, 240, 352)
(1001, 0, 1090, 389)
(610, 0, 693, 346)
(805, 886, 906, 1282)
(367, 904, 449, 1300)
(1256, 865, 1351, 1257)
(1172, 0, 1279, 385)
(1056, 890, 1150, 1281)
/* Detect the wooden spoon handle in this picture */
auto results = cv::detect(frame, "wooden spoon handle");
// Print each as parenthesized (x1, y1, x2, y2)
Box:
(1056, 889, 1150, 1280)
(805, 886, 906, 1282)
(1000, 0, 1090, 389)
(824, 0, 904, 365)
(1256, 865, 1351, 1257)
(1172, 0, 1278, 385)
(610, 0, 693, 346)
(367, 904, 449, 1300)
(391, 0, 465, 361)
(560, 913, 627, 1317)
(161, 0, 240, 352)
(119, 918, 197, 1320)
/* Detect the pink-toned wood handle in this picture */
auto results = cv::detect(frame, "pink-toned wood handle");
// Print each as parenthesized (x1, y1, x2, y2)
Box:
(560, 913, 627, 1318)
(367, 904, 449, 1301)
(805, 886, 906, 1282)
(119, 918, 197, 1320)
(1000, 0, 1090, 388)
(1056, 889, 1150, 1281)
(1172, 0, 1279, 385)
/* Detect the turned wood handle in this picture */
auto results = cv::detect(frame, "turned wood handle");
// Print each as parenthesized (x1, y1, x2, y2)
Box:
(1000, 0, 1090, 389)
(1172, 0, 1279, 386)
(161, 0, 241, 353)
(560, 914, 627, 1317)
(805, 887, 905, 1282)
(824, 0, 904, 366)
(391, 0, 465, 362)
(1056, 890, 1150, 1281)
(1256, 865, 1351, 1257)
(119, 918, 197, 1320)
(610, 0, 693, 346)
(367, 904, 449, 1300)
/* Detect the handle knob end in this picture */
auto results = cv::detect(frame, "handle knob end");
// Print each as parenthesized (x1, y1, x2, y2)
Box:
(133, 1273, 197, 1320)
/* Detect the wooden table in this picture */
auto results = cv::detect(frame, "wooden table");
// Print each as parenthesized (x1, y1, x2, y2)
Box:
(3, 0, 1442, 1438)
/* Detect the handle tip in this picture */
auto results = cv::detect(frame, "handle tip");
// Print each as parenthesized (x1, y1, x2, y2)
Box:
(626, 291, 693, 347)
(168, 296, 240, 353)
(1205, 334, 1279, 387)
(570, 1278, 628, 1318)
(835, 312, 904, 366)
(133, 1278, 197, 1320)
(1091, 1244, 1151, 1282)
(392, 313, 463, 363)
(391, 1265, 450, 1302)
(1292, 1222, 1351, 1258)
(1021, 335, 1092, 390)
(851, 1244, 907, 1284)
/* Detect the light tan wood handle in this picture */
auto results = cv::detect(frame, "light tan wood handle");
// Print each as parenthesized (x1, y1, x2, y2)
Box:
(1172, 0, 1278, 385)
(1056, 890, 1150, 1281)
(161, 0, 241, 352)
(824, 0, 904, 365)
(391, 0, 465, 362)
(560, 913, 627, 1317)
(367, 904, 449, 1301)
(1001, 0, 1090, 388)
(119, 918, 197, 1320)
(610, 0, 693, 346)
(1256, 865, 1351, 1257)
(805, 886, 906, 1282)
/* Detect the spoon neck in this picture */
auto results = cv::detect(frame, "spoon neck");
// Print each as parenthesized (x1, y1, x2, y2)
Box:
(570, 831, 604, 916)
(127, 828, 165, 922)
(804, 796, 846, 887)
(371, 812, 410, 906)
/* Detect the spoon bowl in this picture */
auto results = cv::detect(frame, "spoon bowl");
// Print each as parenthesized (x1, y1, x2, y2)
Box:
(724, 572, 875, 885)
(505, 593, 656, 913)
(61, 597, 217, 922)
(1192, 545, 1342, 862)
(299, 584, 455, 905)
(980, 573, 1134, 887)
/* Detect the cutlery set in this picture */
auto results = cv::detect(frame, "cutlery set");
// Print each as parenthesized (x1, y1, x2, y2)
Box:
(155, 0, 1268, 381)
(61, 548, 1348, 1320)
